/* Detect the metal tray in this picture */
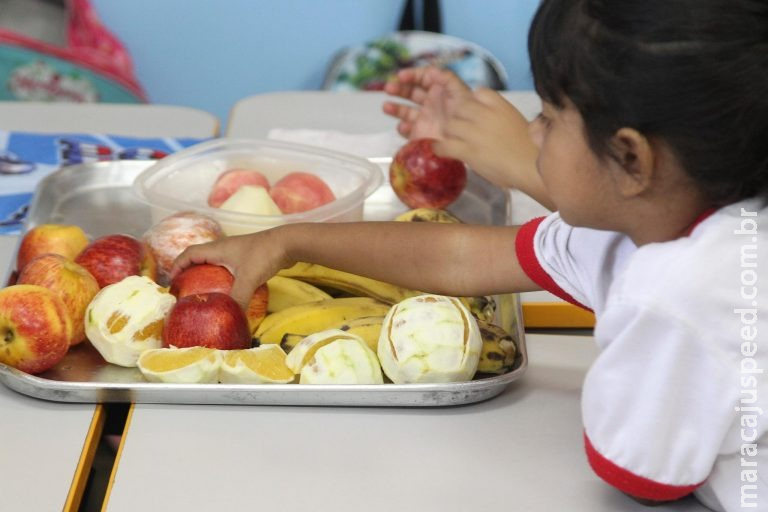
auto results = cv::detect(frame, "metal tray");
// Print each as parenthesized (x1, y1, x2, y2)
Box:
(0, 159, 527, 406)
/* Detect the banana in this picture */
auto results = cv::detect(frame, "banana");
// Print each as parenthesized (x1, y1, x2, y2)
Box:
(333, 315, 384, 352)
(266, 275, 331, 313)
(279, 333, 308, 354)
(279, 315, 384, 353)
(278, 262, 416, 305)
(476, 320, 518, 375)
(254, 297, 391, 346)
(394, 208, 464, 223)
(278, 262, 496, 322)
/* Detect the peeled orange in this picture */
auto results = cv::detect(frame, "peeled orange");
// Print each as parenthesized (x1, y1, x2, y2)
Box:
(137, 346, 221, 384)
(284, 329, 351, 374)
(300, 337, 383, 385)
(219, 345, 295, 384)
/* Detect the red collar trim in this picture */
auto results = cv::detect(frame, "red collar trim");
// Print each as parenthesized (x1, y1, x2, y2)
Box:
(681, 207, 717, 237)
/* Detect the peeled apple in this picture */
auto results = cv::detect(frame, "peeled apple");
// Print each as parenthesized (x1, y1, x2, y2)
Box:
(85, 275, 176, 367)
(219, 185, 282, 216)
(377, 294, 482, 383)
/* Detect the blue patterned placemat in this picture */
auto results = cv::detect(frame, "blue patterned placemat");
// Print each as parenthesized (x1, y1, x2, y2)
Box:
(0, 130, 206, 234)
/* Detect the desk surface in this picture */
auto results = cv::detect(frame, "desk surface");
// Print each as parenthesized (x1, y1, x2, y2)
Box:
(0, 100, 219, 510)
(105, 334, 705, 512)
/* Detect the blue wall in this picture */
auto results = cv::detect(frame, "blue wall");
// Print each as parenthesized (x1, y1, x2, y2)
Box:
(92, 0, 538, 123)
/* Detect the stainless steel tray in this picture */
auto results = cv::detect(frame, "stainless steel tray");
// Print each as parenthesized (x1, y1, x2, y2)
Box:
(0, 159, 527, 406)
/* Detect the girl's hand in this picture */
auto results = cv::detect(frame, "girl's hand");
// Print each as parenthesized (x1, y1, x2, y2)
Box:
(383, 67, 471, 140)
(170, 229, 289, 310)
(384, 68, 552, 209)
(438, 88, 553, 209)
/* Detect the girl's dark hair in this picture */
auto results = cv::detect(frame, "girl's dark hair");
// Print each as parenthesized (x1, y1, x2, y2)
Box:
(528, 0, 768, 204)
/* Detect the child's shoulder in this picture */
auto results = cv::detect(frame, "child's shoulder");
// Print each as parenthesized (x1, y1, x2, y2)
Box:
(613, 198, 766, 342)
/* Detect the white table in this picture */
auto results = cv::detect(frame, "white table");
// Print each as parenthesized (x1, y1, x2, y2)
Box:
(0, 101, 219, 510)
(105, 335, 705, 511)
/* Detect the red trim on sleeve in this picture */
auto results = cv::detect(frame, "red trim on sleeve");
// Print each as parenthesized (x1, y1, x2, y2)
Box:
(584, 434, 703, 501)
(514, 217, 592, 311)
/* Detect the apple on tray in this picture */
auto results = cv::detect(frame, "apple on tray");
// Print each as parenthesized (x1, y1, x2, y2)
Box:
(76, 234, 157, 288)
(169, 263, 234, 297)
(390, 138, 467, 209)
(17, 253, 100, 346)
(0, 284, 72, 374)
(169, 263, 269, 333)
(16, 223, 89, 272)
(207, 168, 270, 208)
(162, 292, 252, 350)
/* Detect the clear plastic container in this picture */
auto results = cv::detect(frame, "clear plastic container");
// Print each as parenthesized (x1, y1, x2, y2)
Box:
(132, 138, 383, 235)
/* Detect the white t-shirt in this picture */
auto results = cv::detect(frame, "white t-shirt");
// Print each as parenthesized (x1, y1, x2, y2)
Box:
(515, 198, 767, 511)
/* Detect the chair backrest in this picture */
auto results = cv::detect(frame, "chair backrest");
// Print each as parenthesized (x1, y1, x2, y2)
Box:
(323, 0, 508, 91)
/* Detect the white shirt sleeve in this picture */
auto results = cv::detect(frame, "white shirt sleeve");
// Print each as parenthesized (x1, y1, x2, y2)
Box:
(516, 213, 635, 315)
(582, 300, 739, 501)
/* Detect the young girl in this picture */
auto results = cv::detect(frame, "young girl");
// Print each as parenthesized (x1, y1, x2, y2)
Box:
(173, 0, 767, 509)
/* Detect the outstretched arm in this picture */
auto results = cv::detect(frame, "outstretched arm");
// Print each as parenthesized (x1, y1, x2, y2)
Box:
(172, 222, 540, 310)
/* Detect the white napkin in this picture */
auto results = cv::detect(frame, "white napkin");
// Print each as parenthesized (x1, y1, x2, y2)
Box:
(267, 128, 404, 159)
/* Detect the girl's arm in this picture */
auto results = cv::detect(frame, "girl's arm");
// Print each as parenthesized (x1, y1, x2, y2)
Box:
(172, 221, 540, 309)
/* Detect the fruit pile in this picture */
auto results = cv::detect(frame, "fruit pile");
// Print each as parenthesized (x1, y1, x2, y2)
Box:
(0, 205, 517, 385)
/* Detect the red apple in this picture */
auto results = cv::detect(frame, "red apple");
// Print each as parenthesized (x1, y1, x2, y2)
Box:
(143, 211, 223, 285)
(75, 234, 157, 288)
(169, 263, 269, 332)
(16, 223, 89, 272)
(169, 263, 234, 298)
(162, 292, 251, 350)
(207, 168, 270, 208)
(269, 172, 336, 214)
(0, 284, 71, 374)
(246, 284, 269, 334)
(17, 253, 100, 346)
(390, 138, 467, 209)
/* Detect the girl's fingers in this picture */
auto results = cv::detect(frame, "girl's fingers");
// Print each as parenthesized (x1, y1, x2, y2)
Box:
(229, 278, 256, 312)
(169, 241, 229, 279)
(397, 120, 414, 138)
(433, 137, 473, 163)
(382, 101, 415, 121)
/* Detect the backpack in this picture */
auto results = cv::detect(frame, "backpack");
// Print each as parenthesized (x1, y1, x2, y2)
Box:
(0, 0, 146, 103)
(323, 0, 508, 91)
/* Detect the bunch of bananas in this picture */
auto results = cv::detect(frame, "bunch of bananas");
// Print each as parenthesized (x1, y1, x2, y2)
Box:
(254, 208, 519, 378)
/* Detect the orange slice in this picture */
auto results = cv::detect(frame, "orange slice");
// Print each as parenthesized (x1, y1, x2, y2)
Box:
(137, 346, 221, 383)
(219, 345, 295, 384)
